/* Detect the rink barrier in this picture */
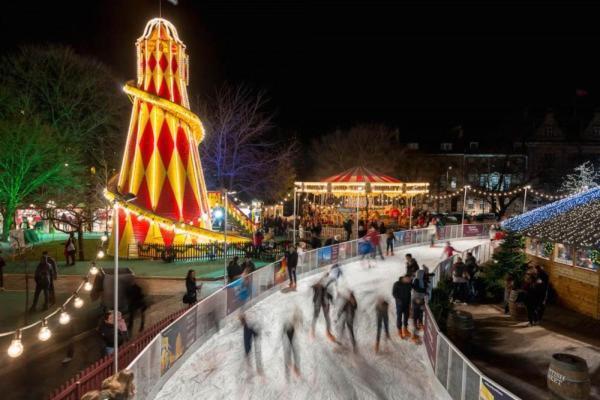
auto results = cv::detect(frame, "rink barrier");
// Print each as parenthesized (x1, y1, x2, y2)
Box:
(424, 241, 521, 400)
(48, 224, 491, 400)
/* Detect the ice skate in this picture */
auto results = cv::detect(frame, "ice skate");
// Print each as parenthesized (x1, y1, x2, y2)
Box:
(326, 331, 336, 343)
(411, 333, 422, 345)
(401, 327, 410, 340)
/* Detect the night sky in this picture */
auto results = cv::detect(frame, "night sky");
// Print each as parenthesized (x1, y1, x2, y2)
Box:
(2, 0, 600, 141)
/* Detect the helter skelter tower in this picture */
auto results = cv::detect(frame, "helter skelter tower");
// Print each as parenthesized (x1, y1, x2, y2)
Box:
(109, 18, 246, 255)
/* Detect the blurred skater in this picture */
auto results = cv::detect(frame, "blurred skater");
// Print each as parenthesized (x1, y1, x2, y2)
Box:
(239, 313, 263, 375)
(441, 241, 458, 259)
(283, 309, 303, 379)
(337, 291, 358, 352)
(311, 275, 335, 341)
(411, 270, 427, 344)
(285, 244, 298, 288)
(374, 297, 390, 353)
(392, 273, 412, 340)
(405, 254, 419, 277)
(385, 228, 396, 256)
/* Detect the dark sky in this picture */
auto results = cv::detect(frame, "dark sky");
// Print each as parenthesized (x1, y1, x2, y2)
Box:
(2, 0, 600, 140)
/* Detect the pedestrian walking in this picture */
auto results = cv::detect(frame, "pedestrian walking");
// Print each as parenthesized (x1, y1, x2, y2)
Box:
(311, 275, 335, 341)
(285, 244, 298, 288)
(392, 274, 412, 340)
(385, 228, 396, 256)
(43, 251, 58, 306)
(337, 291, 358, 352)
(374, 297, 390, 353)
(239, 313, 263, 375)
(65, 233, 77, 266)
(183, 270, 201, 306)
(31, 256, 51, 311)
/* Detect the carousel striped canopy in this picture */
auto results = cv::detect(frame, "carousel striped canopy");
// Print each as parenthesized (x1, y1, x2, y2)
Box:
(322, 167, 401, 183)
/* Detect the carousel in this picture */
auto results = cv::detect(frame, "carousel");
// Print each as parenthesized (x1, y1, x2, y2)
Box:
(293, 167, 429, 239)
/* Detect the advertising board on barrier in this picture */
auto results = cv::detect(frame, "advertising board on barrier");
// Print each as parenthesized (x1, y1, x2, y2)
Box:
(318, 246, 332, 266)
(463, 224, 484, 237)
(423, 309, 438, 369)
(480, 377, 514, 400)
(226, 275, 253, 314)
(338, 242, 348, 260)
(274, 260, 286, 285)
(331, 244, 339, 264)
(160, 311, 197, 376)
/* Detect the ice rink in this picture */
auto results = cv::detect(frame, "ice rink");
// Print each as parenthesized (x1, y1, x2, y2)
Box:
(155, 239, 485, 400)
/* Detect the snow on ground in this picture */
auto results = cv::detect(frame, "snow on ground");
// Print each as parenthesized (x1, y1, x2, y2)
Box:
(155, 239, 485, 400)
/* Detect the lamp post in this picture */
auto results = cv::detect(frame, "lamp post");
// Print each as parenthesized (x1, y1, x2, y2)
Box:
(292, 187, 298, 246)
(461, 185, 470, 226)
(522, 185, 530, 213)
(112, 193, 136, 374)
(222, 189, 236, 283)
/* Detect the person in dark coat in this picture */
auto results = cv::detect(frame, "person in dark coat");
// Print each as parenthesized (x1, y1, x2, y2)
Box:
(523, 273, 539, 326)
(405, 254, 420, 276)
(240, 313, 263, 375)
(42, 251, 58, 306)
(534, 265, 549, 321)
(343, 218, 353, 241)
(126, 282, 148, 332)
(392, 274, 412, 339)
(337, 291, 358, 352)
(31, 256, 51, 311)
(311, 275, 335, 341)
(310, 234, 321, 249)
(65, 232, 77, 266)
(184, 270, 201, 305)
(374, 297, 390, 353)
(285, 245, 299, 288)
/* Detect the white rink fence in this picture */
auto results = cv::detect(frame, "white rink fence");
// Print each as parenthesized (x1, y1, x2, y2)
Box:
(125, 224, 515, 400)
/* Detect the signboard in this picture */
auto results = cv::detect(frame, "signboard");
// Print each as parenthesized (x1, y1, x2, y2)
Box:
(423, 308, 438, 369)
(331, 244, 339, 264)
(463, 224, 484, 237)
(273, 260, 286, 285)
(160, 311, 197, 376)
(226, 275, 253, 314)
(480, 378, 514, 400)
(338, 242, 348, 260)
(318, 246, 333, 267)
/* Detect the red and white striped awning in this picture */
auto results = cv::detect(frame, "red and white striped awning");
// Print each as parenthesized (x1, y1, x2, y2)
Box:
(322, 167, 401, 183)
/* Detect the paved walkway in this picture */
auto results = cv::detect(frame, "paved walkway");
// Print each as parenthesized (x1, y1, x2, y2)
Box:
(457, 303, 600, 400)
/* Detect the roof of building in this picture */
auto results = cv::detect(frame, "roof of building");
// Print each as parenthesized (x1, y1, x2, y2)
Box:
(502, 187, 600, 247)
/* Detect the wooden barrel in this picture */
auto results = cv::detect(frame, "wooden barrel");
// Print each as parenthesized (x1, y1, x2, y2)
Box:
(508, 289, 528, 321)
(547, 353, 590, 400)
(446, 310, 474, 348)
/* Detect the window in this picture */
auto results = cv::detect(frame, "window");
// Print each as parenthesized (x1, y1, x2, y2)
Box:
(469, 142, 479, 150)
(526, 238, 539, 256)
(544, 126, 554, 137)
(593, 126, 600, 137)
(407, 142, 419, 150)
(440, 142, 453, 151)
(539, 241, 553, 260)
(555, 243, 573, 265)
(575, 248, 599, 270)
(450, 177, 457, 189)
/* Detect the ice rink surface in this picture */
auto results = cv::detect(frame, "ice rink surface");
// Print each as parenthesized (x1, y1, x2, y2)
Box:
(155, 239, 485, 400)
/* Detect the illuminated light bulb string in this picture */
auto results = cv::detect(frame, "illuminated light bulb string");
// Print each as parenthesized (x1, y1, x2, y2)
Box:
(426, 185, 575, 201)
(1, 233, 108, 358)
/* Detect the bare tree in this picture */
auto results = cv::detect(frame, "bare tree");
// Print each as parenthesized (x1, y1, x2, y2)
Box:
(309, 124, 402, 178)
(199, 84, 297, 202)
(560, 161, 599, 194)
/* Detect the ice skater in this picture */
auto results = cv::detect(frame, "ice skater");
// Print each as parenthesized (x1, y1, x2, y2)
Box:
(336, 290, 358, 352)
(311, 274, 336, 341)
(441, 241, 458, 259)
(282, 308, 303, 379)
(374, 297, 390, 353)
(285, 244, 298, 288)
(239, 313, 263, 375)
(385, 228, 396, 256)
(392, 273, 412, 340)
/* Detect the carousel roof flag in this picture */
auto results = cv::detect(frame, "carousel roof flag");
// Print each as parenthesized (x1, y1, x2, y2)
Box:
(108, 18, 248, 254)
(295, 166, 429, 196)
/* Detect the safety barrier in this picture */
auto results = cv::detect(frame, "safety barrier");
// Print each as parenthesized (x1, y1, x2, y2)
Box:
(50, 224, 491, 400)
(424, 241, 521, 400)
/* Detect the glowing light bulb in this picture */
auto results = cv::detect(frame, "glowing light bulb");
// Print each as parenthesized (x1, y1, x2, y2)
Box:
(84, 281, 93, 292)
(38, 323, 52, 341)
(97, 250, 105, 259)
(7, 336, 23, 358)
(59, 310, 71, 325)
(89, 265, 99, 275)
(100, 234, 108, 242)
(74, 296, 84, 309)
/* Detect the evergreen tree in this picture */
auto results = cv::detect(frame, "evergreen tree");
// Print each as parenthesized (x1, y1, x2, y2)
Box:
(490, 230, 527, 287)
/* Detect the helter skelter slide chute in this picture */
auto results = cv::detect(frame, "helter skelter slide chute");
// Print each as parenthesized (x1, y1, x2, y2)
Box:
(108, 18, 249, 256)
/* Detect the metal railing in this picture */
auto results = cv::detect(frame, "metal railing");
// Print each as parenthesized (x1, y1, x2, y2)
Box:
(424, 241, 521, 400)
(50, 224, 493, 400)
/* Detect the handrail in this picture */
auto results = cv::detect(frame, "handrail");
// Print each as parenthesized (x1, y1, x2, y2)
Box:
(49, 224, 492, 400)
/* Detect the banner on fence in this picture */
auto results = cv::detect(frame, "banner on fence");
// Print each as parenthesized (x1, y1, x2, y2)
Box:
(226, 275, 254, 314)
(463, 224, 484, 237)
(423, 309, 438, 369)
(480, 378, 514, 400)
(318, 246, 332, 266)
(274, 260, 286, 285)
(394, 231, 405, 243)
(331, 244, 339, 264)
(160, 311, 197, 376)
(338, 242, 348, 260)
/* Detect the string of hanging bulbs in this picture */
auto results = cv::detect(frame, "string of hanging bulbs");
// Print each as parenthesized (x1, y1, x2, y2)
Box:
(2, 233, 108, 358)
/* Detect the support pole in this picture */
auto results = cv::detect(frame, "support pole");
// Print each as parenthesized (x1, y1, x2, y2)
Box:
(113, 201, 119, 373)
(522, 186, 529, 214)
(408, 196, 413, 230)
(223, 189, 228, 283)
